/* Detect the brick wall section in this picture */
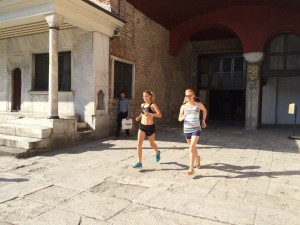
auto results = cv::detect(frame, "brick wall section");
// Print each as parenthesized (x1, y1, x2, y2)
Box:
(109, 3, 192, 132)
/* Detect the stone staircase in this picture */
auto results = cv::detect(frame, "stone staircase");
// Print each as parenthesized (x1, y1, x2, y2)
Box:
(0, 115, 52, 157)
(0, 124, 51, 149)
(0, 113, 95, 157)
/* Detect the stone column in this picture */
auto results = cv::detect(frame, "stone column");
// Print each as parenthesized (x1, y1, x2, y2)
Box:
(45, 14, 63, 119)
(243, 52, 264, 129)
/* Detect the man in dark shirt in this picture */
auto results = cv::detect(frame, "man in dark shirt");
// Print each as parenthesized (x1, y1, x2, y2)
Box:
(115, 91, 131, 139)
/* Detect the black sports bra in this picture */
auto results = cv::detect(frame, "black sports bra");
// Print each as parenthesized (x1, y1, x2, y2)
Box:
(141, 103, 155, 114)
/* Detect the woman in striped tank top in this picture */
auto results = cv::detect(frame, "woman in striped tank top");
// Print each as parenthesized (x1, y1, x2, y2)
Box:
(178, 89, 207, 175)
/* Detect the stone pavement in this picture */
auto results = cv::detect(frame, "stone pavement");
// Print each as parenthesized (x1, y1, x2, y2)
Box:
(0, 123, 299, 225)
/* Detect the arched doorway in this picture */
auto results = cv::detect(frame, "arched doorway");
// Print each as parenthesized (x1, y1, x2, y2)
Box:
(12, 68, 21, 111)
(197, 54, 247, 123)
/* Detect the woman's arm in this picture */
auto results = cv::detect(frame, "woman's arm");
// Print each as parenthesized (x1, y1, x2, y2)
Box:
(178, 105, 185, 121)
(198, 102, 207, 128)
(135, 113, 142, 121)
(149, 103, 162, 118)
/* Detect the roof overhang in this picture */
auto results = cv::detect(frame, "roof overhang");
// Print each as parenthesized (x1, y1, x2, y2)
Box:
(0, 0, 125, 39)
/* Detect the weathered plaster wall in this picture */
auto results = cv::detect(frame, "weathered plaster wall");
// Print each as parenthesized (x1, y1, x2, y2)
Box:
(0, 52, 8, 111)
(72, 29, 93, 120)
(93, 32, 111, 137)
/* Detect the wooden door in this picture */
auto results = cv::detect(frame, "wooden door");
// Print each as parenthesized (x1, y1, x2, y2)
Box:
(12, 68, 21, 111)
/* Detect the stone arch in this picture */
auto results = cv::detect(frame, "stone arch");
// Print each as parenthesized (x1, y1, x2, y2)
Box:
(169, 5, 300, 56)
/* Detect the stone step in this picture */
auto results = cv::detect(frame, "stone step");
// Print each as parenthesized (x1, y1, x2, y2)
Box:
(6, 117, 52, 126)
(75, 129, 95, 143)
(77, 121, 89, 130)
(0, 112, 46, 123)
(0, 134, 50, 150)
(0, 124, 52, 139)
(0, 113, 78, 124)
(0, 145, 28, 158)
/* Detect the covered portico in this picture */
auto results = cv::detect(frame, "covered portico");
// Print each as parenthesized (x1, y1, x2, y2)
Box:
(127, 0, 300, 129)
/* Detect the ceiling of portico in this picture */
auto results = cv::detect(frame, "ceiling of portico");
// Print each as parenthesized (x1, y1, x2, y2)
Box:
(126, 0, 300, 41)
(0, 21, 74, 40)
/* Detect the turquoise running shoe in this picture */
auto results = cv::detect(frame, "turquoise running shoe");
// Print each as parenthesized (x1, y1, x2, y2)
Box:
(133, 162, 142, 168)
(155, 151, 161, 162)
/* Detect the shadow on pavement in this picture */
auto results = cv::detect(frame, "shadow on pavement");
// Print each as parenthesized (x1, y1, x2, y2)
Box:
(193, 163, 300, 179)
(137, 161, 300, 180)
(0, 178, 29, 182)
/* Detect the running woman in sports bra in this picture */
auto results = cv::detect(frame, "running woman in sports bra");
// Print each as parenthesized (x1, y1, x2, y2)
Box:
(133, 90, 162, 168)
(178, 89, 207, 175)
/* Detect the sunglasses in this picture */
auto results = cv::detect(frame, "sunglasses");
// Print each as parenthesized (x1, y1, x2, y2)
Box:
(185, 95, 193, 97)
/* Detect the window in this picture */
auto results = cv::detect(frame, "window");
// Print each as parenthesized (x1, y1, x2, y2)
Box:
(34, 51, 71, 91)
(112, 58, 134, 99)
(198, 54, 246, 89)
(263, 33, 300, 77)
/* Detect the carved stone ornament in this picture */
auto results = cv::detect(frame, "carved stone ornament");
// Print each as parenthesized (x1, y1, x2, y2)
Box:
(247, 64, 259, 81)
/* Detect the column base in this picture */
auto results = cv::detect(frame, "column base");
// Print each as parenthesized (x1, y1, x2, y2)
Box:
(47, 116, 60, 119)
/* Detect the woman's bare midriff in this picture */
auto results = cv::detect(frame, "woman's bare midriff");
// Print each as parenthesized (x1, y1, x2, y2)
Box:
(141, 115, 154, 125)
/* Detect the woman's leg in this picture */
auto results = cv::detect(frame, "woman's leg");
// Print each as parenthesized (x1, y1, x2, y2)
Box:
(148, 133, 160, 162)
(189, 135, 199, 170)
(148, 133, 158, 154)
(195, 136, 201, 168)
(137, 130, 146, 162)
(186, 138, 191, 146)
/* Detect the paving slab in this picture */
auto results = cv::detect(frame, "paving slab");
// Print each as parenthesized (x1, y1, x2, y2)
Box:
(22, 208, 81, 225)
(57, 192, 131, 221)
(108, 203, 227, 225)
(0, 199, 53, 225)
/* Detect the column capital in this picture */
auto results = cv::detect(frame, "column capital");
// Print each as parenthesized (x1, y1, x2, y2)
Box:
(45, 13, 64, 29)
(243, 52, 264, 64)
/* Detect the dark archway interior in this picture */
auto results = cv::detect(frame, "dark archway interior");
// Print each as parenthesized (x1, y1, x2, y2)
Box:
(209, 90, 245, 122)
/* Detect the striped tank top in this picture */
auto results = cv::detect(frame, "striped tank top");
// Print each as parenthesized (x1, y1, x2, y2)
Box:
(183, 103, 201, 133)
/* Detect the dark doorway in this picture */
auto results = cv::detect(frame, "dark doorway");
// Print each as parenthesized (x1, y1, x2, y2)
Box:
(12, 68, 21, 111)
(209, 90, 245, 122)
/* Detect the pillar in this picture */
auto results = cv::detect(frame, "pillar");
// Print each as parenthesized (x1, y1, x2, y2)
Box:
(243, 52, 264, 129)
(45, 14, 63, 119)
